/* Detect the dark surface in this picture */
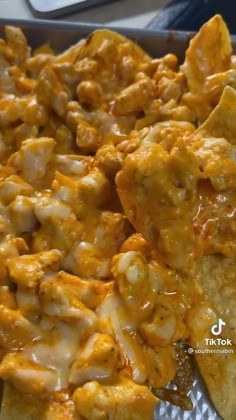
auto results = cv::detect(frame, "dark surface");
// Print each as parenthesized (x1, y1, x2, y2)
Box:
(27, 0, 116, 19)
(147, 0, 236, 34)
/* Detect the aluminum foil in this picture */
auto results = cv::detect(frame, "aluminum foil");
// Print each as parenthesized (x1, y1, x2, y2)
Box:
(155, 370, 222, 420)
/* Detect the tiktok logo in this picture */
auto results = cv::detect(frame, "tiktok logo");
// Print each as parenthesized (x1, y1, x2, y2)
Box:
(210, 318, 226, 336)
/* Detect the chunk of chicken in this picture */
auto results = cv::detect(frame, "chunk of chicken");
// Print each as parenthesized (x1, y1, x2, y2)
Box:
(0, 174, 34, 205)
(0, 96, 35, 128)
(0, 352, 58, 394)
(111, 251, 154, 310)
(113, 75, 153, 115)
(0, 285, 16, 309)
(32, 210, 82, 254)
(0, 234, 28, 260)
(200, 69, 236, 108)
(9, 137, 56, 184)
(63, 241, 110, 279)
(21, 96, 48, 126)
(8, 195, 38, 234)
(63, 211, 130, 278)
(111, 250, 188, 345)
(7, 249, 63, 288)
(156, 74, 184, 103)
(4, 26, 30, 68)
(190, 136, 236, 191)
(69, 333, 118, 385)
(26, 53, 54, 79)
(0, 305, 41, 349)
(35, 66, 69, 117)
(31, 191, 83, 254)
(97, 294, 150, 383)
(76, 80, 103, 109)
(22, 322, 80, 391)
(146, 345, 177, 389)
(0, 213, 12, 237)
(139, 120, 195, 151)
(73, 57, 99, 81)
(84, 211, 130, 253)
(0, 96, 18, 128)
(54, 154, 92, 178)
(73, 376, 157, 420)
(51, 171, 79, 209)
(13, 123, 39, 147)
(39, 274, 98, 331)
(120, 232, 148, 252)
(97, 292, 177, 387)
(140, 304, 186, 347)
(39, 270, 111, 310)
(16, 286, 40, 320)
(34, 195, 76, 225)
(77, 168, 111, 210)
(0, 54, 15, 94)
(76, 118, 101, 154)
(94, 144, 124, 178)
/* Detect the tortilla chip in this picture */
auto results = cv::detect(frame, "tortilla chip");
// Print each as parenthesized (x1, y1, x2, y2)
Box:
(194, 255, 236, 420)
(197, 86, 236, 144)
(182, 15, 232, 93)
(78, 29, 150, 63)
(196, 350, 236, 420)
(195, 255, 236, 344)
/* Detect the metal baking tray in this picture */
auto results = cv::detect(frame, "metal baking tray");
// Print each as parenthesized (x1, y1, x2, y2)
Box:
(0, 17, 233, 420)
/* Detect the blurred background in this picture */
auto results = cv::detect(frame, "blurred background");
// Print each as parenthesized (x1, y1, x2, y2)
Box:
(0, 0, 235, 33)
(147, 0, 236, 33)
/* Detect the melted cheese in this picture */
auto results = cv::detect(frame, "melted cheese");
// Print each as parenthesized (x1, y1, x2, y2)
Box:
(24, 323, 79, 390)
(0, 19, 234, 418)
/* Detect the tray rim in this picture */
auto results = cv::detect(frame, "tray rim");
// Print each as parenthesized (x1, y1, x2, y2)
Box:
(0, 16, 195, 40)
(0, 16, 235, 42)
(0, 17, 199, 62)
